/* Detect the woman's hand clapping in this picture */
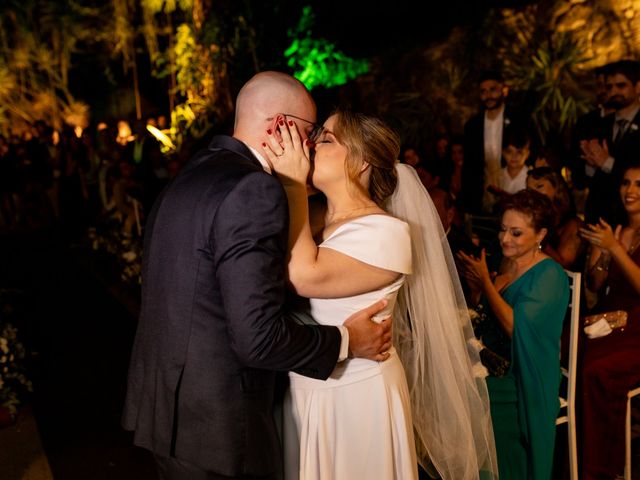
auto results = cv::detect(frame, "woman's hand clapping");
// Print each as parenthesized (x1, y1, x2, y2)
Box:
(457, 249, 493, 289)
(262, 118, 311, 187)
(579, 218, 622, 253)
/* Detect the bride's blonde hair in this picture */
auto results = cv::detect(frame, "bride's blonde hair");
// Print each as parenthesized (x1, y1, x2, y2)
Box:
(331, 110, 400, 206)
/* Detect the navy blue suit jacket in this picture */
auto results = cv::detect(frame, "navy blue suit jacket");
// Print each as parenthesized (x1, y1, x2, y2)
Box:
(122, 135, 341, 476)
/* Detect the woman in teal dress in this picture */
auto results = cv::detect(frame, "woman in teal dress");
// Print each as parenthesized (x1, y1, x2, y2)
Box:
(459, 189, 570, 480)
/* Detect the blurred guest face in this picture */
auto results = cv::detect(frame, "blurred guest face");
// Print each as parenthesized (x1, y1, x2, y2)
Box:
(502, 144, 529, 170)
(499, 210, 545, 260)
(403, 148, 420, 167)
(416, 167, 439, 191)
(451, 144, 464, 167)
(479, 80, 506, 111)
(606, 73, 640, 110)
(436, 137, 448, 158)
(526, 176, 556, 200)
(620, 167, 640, 215)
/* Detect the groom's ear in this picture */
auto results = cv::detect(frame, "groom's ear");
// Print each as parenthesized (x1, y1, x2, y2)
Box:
(271, 114, 286, 143)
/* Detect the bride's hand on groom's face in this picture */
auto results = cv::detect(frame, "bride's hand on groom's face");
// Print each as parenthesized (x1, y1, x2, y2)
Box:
(263, 118, 311, 187)
(343, 299, 393, 362)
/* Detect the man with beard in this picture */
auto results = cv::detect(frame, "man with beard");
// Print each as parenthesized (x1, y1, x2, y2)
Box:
(461, 70, 529, 214)
(581, 59, 640, 224)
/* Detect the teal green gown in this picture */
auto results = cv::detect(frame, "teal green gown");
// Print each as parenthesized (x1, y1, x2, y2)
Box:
(480, 258, 569, 480)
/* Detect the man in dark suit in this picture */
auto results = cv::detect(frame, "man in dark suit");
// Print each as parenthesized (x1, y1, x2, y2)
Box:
(569, 65, 612, 192)
(581, 60, 640, 225)
(461, 70, 529, 215)
(122, 71, 392, 480)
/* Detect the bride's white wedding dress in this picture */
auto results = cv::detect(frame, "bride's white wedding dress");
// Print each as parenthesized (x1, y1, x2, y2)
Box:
(283, 214, 418, 480)
(283, 165, 498, 480)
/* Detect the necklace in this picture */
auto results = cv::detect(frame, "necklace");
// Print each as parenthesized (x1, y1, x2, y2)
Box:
(627, 226, 640, 254)
(326, 204, 379, 224)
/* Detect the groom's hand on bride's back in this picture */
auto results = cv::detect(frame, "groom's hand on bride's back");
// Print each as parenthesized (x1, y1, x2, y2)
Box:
(343, 299, 393, 362)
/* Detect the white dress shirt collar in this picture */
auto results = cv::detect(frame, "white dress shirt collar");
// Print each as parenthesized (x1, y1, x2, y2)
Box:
(247, 145, 272, 174)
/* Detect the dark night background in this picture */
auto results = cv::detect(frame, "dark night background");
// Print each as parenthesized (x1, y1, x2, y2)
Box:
(66, 0, 536, 126)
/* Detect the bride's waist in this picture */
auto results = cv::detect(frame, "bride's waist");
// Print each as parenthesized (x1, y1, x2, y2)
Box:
(289, 347, 399, 388)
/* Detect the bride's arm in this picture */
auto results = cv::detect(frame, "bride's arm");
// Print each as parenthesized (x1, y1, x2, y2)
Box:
(264, 121, 399, 299)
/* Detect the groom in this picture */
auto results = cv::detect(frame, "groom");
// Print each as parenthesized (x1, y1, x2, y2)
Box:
(122, 71, 393, 480)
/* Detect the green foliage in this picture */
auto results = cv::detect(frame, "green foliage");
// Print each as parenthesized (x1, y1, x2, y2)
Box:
(497, 6, 594, 146)
(284, 6, 369, 90)
(141, 0, 192, 15)
(173, 23, 198, 96)
(0, 0, 98, 133)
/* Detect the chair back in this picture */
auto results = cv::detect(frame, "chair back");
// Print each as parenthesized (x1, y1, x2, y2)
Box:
(556, 269, 581, 480)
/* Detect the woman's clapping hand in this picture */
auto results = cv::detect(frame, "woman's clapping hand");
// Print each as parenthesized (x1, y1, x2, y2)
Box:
(579, 218, 622, 252)
(457, 249, 493, 288)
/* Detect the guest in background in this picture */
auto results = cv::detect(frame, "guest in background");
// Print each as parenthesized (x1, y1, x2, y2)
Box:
(578, 162, 640, 480)
(112, 160, 143, 236)
(458, 189, 569, 480)
(462, 70, 530, 214)
(417, 160, 446, 192)
(434, 131, 450, 164)
(581, 60, 640, 225)
(430, 187, 481, 304)
(526, 167, 585, 270)
(401, 143, 424, 168)
(497, 126, 531, 196)
(569, 65, 613, 196)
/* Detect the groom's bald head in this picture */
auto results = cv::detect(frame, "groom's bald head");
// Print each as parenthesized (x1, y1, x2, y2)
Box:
(233, 71, 316, 149)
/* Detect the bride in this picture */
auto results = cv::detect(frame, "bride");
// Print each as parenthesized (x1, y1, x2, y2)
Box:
(263, 111, 497, 480)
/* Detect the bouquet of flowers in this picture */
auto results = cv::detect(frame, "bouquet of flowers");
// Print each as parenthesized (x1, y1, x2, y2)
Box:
(0, 322, 32, 422)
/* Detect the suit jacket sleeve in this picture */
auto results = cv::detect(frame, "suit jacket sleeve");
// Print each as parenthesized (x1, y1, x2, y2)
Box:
(212, 171, 340, 379)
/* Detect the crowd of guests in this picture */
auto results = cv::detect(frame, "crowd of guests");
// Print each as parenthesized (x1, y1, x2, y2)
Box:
(406, 62, 640, 480)
(1, 59, 640, 479)
(0, 116, 181, 241)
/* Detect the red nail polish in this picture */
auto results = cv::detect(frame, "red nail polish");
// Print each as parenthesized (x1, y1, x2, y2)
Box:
(278, 119, 285, 126)
(288, 120, 294, 126)
(262, 142, 266, 147)
(267, 129, 272, 135)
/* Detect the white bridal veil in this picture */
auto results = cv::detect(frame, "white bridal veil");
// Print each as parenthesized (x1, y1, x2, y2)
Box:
(385, 164, 498, 480)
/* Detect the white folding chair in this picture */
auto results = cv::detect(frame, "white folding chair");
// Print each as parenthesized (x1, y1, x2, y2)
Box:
(556, 270, 581, 480)
(625, 386, 640, 480)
